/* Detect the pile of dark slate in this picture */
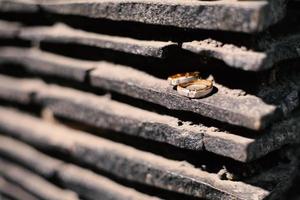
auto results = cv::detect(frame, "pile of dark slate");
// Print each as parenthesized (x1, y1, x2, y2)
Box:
(0, 0, 299, 199)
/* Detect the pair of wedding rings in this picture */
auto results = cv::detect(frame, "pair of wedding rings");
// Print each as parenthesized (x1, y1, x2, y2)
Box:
(168, 72, 213, 99)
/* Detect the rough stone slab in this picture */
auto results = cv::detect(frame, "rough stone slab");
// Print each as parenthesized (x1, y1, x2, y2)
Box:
(34, 81, 300, 162)
(0, 177, 39, 200)
(0, 74, 46, 104)
(0, 158, 79, 200)
(0, 135, 63, 178)
(0, 47, 282, 130)
(4, 19, 300, 71)
(58, 164, 162, 200)
(36, 0, 287, 33)
(0, 47, 299, 130)
(183, 37, 300, 72)
(19, 23, 177, 58)
(0, 107, 298, 200)
(0, 20, 21, 38)
(0, 47, 95, 82)
(0, 0, 38, 13)
(90, 63, 282, 130)
(0, 135, 162, 200)
(1, 75, 300, 162)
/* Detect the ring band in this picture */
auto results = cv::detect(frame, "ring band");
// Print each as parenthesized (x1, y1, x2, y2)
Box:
(177, 79, 213, 98)
(167, 72, 200, 86)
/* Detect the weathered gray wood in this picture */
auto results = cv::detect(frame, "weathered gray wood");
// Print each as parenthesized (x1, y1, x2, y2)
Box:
(0, 136, 162, 200)
(0, 106, 297, 200)
(19, 23, 177, 58)
(0, 158, 79, 200)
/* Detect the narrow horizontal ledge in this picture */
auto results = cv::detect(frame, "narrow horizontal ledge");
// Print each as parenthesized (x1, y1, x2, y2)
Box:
(0, 0, 38, 13)
(0, 75, 300, 162)
(182, 34, 300, 71)
(0, 47, 285, 130)
(0, 0, 287, 33)
(0, 47, 95, 82)
(2, 19, 300, 71)
(0, 158, 79, 200)
(19, 23, 177, 58)
(0, 107, 297, 200)
(0, 177, 39, 200)
(0, 20, 21, 38)
(38, 0, 286, 33)
(0, 136, 161, 200)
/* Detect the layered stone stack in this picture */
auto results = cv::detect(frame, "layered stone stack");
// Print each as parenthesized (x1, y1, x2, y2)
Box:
(0, 0, 299, 199)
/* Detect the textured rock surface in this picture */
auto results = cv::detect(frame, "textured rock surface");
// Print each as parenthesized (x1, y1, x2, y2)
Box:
(0, 47, 95, 81)
(182, 35, 300, 71)
(40, 0, 287, 33)
(0, 158, 79, 200)
(0, 48, 299, 130)
(0, 107, 298, 200)
(0, 177, 39, 200)
(0, 0, 287, 33)
(0, 48, 284, 130)
(0, 75, 46, 104)
(0, 136, 162, 200)
(0, 0, 38, 13)
(19, 23, 177, 58)
(0, 20, 21, 38)
(0, 75, 300, 162)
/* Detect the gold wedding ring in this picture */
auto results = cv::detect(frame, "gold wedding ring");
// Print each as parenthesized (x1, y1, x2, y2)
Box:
(168, 72, 200, 86)
(177, 79, 213, 99)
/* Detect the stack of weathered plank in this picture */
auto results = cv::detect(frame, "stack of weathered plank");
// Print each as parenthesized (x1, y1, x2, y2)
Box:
(0, 0, 299, 199)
